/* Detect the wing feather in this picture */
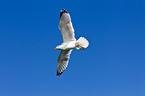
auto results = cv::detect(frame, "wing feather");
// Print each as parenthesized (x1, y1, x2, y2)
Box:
(57, 49, 72, 77)
(59, 10, 76, 43)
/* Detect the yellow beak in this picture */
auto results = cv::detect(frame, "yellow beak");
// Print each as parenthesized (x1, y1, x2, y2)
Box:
(54, 48, 57, 50)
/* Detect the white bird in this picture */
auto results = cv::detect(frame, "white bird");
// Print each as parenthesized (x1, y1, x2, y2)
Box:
(55, 9, 89, 77)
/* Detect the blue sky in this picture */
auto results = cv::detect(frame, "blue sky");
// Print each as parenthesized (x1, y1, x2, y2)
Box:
(0, 0, 145, 96)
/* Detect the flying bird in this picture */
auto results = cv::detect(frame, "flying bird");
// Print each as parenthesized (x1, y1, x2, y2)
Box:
(55, 9, 89, 77)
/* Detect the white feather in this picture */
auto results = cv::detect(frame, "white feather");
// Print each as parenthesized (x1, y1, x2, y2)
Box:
(76, 37, 89, 49)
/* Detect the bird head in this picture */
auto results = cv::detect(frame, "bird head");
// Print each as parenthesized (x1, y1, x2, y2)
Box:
(54, 45, 62, 50)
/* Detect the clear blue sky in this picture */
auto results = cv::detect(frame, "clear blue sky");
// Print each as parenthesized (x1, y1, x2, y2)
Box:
(0, 0, 145, 96)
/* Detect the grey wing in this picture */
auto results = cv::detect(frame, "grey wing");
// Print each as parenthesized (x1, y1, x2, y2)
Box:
(59, 9, 76, 43)
(57, 49, 73, 77)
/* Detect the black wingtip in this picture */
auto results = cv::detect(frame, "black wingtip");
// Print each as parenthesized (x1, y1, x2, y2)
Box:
(57, 71, 63, 77)
(60, 9, 68, 18)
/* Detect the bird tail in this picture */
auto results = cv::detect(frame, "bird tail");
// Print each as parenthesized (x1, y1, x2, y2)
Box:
(76, 37, 89, 49)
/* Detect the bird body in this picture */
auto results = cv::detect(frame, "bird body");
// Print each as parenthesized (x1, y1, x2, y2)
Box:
(55, 9, 89, 77)
(55, 41, 76, 50)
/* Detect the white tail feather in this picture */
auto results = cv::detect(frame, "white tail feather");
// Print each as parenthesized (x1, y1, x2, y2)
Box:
(76, 37, 89, 49)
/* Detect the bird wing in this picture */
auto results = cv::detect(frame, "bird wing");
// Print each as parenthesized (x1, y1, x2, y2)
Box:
(57, 49, 72, 77)
(59, 9, 76, 43)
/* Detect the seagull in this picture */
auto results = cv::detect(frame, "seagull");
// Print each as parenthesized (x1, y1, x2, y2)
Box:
(55, 9, 89, 77)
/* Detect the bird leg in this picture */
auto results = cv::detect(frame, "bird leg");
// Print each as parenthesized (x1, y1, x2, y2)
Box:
(80, 47, 85, 50)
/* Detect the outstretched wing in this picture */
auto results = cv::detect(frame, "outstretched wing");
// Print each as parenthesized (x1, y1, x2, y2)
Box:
(57, 49, 72, 77)
(59, 9, 76, 43)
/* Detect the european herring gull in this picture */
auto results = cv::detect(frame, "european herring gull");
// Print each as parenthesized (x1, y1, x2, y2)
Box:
(55, 9, 89, 77)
